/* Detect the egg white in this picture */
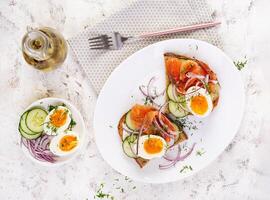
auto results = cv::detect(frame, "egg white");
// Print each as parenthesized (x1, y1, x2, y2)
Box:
(137, 135, 167, 160)
(49, 131, 80, 156)
(185, 86, 213, 118)
(43, 106, 71, 135)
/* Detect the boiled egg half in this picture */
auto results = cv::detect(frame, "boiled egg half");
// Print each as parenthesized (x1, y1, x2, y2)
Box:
(185, 86, 213, 118)
(49, 131, 79, 156)
(43, 106, 71, 135)
(138, 135, 167, 160)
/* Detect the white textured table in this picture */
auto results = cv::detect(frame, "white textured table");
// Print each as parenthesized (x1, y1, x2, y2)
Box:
(0, 0, 269, 199)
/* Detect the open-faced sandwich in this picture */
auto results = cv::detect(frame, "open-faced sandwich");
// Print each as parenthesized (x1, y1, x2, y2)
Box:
(118, 104, 188, 168)
(164, 53, 220, 118)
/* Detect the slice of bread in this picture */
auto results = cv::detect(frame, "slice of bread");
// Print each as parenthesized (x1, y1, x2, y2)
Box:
(164, 53, 220, 107)
(117, 113, 188, 168)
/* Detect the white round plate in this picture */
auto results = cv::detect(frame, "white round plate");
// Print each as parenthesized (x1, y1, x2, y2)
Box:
(21, 97, 86, 166)
(94, 39, 245, 183)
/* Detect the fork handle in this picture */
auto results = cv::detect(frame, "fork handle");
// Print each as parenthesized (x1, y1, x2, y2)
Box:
(138, 21, 221, 38)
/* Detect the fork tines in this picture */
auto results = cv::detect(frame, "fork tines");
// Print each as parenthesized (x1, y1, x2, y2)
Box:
(88, 35, 113, 50)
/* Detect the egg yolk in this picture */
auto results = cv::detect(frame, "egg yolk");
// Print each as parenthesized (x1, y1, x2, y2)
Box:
(50, 109, 68, 127)
(59, 135, 78, 152)
(190, 95, 208, 115)
(144, 138, 163, 154)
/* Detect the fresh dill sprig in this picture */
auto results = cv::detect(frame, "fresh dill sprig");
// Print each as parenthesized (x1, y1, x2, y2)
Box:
(69, 118, 76, 130)
(48, 105, 56, 112)
(94, 183, 115, 200)
(143, 96, 153, 105)
(180, 165, 193, 173)
(196, 149, 206, 156)
(234, 60, 247, 71)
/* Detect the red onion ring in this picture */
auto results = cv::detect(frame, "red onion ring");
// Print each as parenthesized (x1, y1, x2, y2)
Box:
(164, 143, 196, 161)
(21, 135, 57, 163)
(159, 143, 196, 170)
(184, 77, 198, 90)
(139, 76, 165, 107)
(147, 77, 156, 96)
(139, 86, 148, 97)
(159, 160, 178, 169)
(157, 103, 179, 136)
(176, 85, 201, 96)
(136, 122, 146, 155)
(153, 118, 174, 139)
(186, 72, 206, 80)
(152, 88, 166, 98)
(163, 145, 181, 162)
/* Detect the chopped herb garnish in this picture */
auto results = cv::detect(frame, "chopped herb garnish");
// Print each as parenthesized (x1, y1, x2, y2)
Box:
(69, 118, 76, 130)
(132, 186, 136, 190)
(50, 126, 57, 133)
(109, 125, 113, 129)
(234, 60, 247, 71)
(48, 105, 56, 112)
(94, 183, 115, 200)
(196, 149, 206, 156)
(177, 118, 199, 131)
(143, 96, 153, 105)
(120, 188, 124, 193)
(180, 165, 193, 173)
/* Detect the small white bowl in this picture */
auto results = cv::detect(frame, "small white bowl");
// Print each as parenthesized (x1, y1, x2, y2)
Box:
(20, 97, 86, 167)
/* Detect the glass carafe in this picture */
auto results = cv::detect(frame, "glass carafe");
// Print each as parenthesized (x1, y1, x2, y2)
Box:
(22, 27, 68, 71)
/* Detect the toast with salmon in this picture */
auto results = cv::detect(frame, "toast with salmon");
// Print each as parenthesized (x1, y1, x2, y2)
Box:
(164, 53, 220, 118)
(117, 104, 188, 168)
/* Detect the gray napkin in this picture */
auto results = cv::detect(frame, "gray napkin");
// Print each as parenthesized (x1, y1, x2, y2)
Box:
(68, 0, 221, 93)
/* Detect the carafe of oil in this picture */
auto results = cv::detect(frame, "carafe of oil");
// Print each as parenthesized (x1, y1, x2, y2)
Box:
(22, 27, 68, 71)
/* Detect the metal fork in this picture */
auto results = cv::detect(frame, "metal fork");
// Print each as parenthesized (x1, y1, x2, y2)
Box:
(88, 21, 221, 50)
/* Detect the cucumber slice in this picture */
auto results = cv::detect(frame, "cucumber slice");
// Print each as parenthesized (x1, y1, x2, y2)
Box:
(125, 111, 137, 131)
(19, 111, 37, 135)
(26, 108, 47, 133)
(122, 135, 138, 158)
(19, 127, 41, 140)
(167, 84, 185, 103)
(168, 101, 189, 118)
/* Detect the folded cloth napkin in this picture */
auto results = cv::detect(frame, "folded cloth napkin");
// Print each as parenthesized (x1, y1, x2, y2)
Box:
(68, 0, 221, 93)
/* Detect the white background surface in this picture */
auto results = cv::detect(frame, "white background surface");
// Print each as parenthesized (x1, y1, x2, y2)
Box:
(0, 0, 269, 199)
